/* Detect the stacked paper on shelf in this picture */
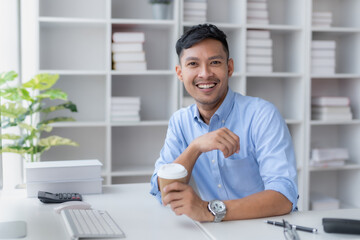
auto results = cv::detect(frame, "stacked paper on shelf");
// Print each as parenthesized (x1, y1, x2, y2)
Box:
(312, 12, 333, 27)
(247, 0, 269, 25)
(310, 148, 349, 167)
(183, 0, 207, 22)
(310, 192, 340, 210)
(246, 30, 273, 73)
(112, 32, 147, 71)
(111, 97, 141, 122)
(311, 96, 352, 120)
(311, 40, 336, 74)
(25, 159, 103, 197)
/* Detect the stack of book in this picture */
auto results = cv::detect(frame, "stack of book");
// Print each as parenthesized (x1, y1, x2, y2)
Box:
(25, 160, 103, 197)
(111, 96, 141, 122)
(112, 32, 146, 71)
(246, 30, 273, 73)
(311, 40, 336, 74)
(311, 96, 352, 121)
(247, 0, 269, 25)
(183, 0, 207, 22)
(310, 148, 349, 168)
(312, 12, 333, 27)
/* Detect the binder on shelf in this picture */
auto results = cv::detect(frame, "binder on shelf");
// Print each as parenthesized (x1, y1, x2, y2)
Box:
(312, 112, 352, 121)
(183, 0, 207, 22)
(111, 97, 141, 105)
(311, 66, 335, 75)
(311, 50, 335, 58)
(312, 106, 351, 115)
(111, 96, 141, 122)
(247, 2, 267, 10)
(247, 10, 268, 19)
(312, 12, 333, 27)
(247, 30, 270, 39)
(312, 40, 336, 49)
(247, 47, 272, 56)
(311, 96, 350, 106)
(311, 58, 335, 67)
(311, 148, 349, 162)
(112, 32, 145, 43)
(111, 43, 143, 53)
(247, 56, 272, 64)
(113, 61, 147, 71)
(310, 192, 340, 211)
(247, 64, 273, 73)
(247, 39, 272, 48)
(112, 52, 145, 62)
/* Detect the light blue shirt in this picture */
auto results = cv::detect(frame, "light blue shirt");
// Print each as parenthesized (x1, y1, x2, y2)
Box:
(150, 88, 298, 210)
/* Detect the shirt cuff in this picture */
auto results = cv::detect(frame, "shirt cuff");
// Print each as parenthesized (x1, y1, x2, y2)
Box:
(150, 173, 163, 204)
(265, 180, 298, 211)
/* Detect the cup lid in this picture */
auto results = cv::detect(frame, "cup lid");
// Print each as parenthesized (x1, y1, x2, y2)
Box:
(158, 163, 188, 179)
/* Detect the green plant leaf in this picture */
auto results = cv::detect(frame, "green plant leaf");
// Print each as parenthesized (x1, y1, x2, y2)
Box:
(0, 146, 30, 154)
(41, 101, 77, 113)
(22, 73, 59, 91)
(0, 87, 32, 102)
(18, 123, 35, 131)
(0, 102, 28, 118)
(0, 134, 21, 140)
(36, 89, 68, 100)
(0, 71, 18, 86)
(38, 136, 79, 148)
(38, 117, 76, 126)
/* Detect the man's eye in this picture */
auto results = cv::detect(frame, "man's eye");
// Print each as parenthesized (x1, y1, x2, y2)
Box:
(187, 62, 197, 66)
(211, 60, 221, 65)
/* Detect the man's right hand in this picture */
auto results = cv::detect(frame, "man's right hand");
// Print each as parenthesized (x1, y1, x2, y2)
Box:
(191, 127, 240, 158)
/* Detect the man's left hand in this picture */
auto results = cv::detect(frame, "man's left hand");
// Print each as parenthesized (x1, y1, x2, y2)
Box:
(162, 182, 214, 222)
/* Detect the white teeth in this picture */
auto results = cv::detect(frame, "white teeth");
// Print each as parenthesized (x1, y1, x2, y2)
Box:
(198, 83, 215, 89)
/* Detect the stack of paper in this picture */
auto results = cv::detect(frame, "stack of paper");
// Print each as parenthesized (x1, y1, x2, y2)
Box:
(111, 97, 141, 122)
(183, 0, 207, 22)
(112, 32, 147, 71)
(25, 160, 103, 197)
(312, 12, 333, 27)
(311, 40, 336, 74)
(246, 30, 273, 73)
(311, 96, 352, 121)
(247, 0, 269, 25)
(310, 192, 340, 210)
(310, 148, 349, 167)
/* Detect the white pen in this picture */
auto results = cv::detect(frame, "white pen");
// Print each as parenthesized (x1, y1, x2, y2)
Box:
(265, 220, 318, 233)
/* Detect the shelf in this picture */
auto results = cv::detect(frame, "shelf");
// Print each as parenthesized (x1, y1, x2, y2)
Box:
(311, 120, 360, 126)
(50, 122, 107, 128)
(310, 162, 360, 172)
(246, 72, 302, 78)
(39, 70, 107, 76)
(111, 121, 168, 127)
(311, 74, 360, 79)
(111, 70, 174, 76)
(39, 16, 106, 24)
(312, 27, 360, 33)
(246, 24, 302, 31)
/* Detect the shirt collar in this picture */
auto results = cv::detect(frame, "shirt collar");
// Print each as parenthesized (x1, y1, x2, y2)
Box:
(192, 88, 235, 124)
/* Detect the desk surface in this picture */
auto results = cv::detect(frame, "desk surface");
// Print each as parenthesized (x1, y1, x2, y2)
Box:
(1, 183, 360, 240)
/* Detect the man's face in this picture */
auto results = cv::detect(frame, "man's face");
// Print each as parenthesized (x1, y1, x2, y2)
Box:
(176, 38, 234, 110)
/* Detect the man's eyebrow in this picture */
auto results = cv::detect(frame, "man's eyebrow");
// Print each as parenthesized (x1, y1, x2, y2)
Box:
(184, 56, 199, 62)
(209, 55, 225, 60)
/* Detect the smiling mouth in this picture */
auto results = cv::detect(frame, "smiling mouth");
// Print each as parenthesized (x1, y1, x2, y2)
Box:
(196, 83, 216, 89)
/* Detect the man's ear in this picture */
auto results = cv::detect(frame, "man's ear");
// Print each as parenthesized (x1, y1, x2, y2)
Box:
(227, 58, 234, 77)
(175, 64, 183, 82)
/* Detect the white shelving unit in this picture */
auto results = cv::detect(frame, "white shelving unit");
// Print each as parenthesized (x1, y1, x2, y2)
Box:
(20, 0, 360, 211)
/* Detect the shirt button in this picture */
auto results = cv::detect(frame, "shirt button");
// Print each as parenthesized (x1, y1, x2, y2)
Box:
(218, 184, 222, 188)
(212, 159, 215, 163)
(222, 120, 225, 124)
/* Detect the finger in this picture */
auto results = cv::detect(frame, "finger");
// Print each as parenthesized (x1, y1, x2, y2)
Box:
(163, 181, 187, 193)
(220, 128, 240, 154)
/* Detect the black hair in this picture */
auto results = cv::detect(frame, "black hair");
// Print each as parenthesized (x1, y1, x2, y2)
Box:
(176, 24, 229, 60)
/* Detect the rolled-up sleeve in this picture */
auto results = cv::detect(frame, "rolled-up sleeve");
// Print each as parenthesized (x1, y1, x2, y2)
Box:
(252, 101, 299, 211)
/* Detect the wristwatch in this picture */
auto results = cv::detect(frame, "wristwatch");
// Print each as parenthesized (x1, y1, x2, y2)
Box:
(208, 200, 227, 223)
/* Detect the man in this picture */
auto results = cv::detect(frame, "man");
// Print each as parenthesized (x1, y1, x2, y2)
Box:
(150, 24, 298, 222)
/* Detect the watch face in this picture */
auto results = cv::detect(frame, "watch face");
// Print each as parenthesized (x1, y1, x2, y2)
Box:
(211, 200, 225, 212)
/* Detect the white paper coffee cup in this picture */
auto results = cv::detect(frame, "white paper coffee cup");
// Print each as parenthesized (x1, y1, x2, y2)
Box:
(158, 163, 188, 200)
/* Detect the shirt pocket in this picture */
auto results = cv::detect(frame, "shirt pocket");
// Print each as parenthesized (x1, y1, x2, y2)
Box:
(221, 154, 263, 193)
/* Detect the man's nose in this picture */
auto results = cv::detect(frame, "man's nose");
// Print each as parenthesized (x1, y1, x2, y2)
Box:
(198, 65, 214, 79)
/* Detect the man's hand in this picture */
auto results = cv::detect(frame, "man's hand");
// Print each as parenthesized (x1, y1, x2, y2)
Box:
(162, 182, 214, 222)
(191, 127, 240, 158)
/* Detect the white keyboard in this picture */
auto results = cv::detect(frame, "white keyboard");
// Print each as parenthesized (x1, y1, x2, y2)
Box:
(61, 209, 125, 239)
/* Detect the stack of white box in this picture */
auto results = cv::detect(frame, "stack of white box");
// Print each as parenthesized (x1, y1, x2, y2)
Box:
(246, 30, 273, 73)
(25, 160, 103, 197)
(183, 0, 207, 22)
(312, 12, 333, 27)
(112, 32, 146, 71)
(311, 40, 336, 74)
(247, 0, 269, 25)
(311, 96, 352, 121)
(111, 97, 141, 122)
(310, 192, 339, 211)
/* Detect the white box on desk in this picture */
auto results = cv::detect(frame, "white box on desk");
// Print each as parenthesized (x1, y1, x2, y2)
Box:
(310, 192, 340, 211)
(25, 159, 102, 182)
(26, 178, 103, 197)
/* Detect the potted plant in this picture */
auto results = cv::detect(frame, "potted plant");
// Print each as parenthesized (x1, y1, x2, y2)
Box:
(149, 0, 172, 20)
(0, 71, 79, 163)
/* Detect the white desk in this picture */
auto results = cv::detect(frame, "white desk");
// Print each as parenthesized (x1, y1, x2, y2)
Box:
(1, 183, 360, 240)
(0, 183, 207, 240)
